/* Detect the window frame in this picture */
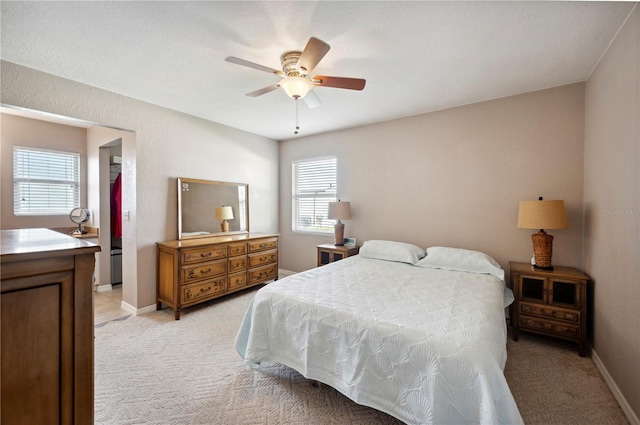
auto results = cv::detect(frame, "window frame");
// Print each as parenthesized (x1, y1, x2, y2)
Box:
(13, 145, 81, 216)
(292, 156, 338, 234)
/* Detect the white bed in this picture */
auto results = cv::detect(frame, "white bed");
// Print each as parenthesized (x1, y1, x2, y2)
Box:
(235, 242, 523, 424)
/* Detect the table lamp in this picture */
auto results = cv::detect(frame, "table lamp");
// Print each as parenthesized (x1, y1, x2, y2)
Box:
(328, 200, 351, 246)
(517, 197, 568, 270)
(215, 206, 234, 232)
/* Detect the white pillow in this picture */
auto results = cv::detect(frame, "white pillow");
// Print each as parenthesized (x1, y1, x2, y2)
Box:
(416, 246, 504, 280)
(359, 240, 425, 264)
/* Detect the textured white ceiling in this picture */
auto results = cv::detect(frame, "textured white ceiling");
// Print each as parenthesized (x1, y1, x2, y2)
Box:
(0, 1, 635, 140)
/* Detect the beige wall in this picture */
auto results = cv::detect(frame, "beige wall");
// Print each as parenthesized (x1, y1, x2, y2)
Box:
(1, 61, 279, 311)
(584, 6, 639, 421)
(280, 83, 586, 273)
(1, 113, 88, 229)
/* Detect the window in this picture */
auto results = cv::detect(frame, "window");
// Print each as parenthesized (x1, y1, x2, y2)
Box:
(292, 157, 337, 233)
(13, 146, 80, 215)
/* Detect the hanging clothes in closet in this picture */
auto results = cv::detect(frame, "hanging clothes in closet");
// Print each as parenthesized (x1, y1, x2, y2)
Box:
(111, 172, 122, 238)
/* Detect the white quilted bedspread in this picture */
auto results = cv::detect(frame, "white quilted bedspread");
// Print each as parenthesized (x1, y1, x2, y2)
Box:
(235, 256, 523, 425)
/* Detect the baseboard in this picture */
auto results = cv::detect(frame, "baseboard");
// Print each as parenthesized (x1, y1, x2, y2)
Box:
(121, 300, 157, 316)
(95, 283, 113, 293)
(278, 269, 296, 278)
(591, 347, 640, 425)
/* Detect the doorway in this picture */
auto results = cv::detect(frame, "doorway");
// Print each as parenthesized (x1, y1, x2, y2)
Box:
(96, 141, 123, 291)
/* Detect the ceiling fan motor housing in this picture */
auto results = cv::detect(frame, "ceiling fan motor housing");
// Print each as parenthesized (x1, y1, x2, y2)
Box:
(281, 51, 304, 76)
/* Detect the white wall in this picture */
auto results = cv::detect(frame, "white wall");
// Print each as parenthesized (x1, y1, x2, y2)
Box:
(280, 84, 586, 273)
(584, 6, 639, 421)
(1, 61, 279, 310)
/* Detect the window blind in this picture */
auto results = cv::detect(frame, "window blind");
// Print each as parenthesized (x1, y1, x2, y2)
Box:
(13, 146, 80, 215)
(292, 157, 337, 233)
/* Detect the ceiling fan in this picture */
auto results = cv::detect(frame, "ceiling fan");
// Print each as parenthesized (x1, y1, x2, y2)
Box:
(225, 37, 366, 109)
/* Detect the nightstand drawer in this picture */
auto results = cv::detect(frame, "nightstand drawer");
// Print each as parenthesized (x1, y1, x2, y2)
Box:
(519, 315, 579, 338)
(182, 246, 227, 264)
(182, 260, 226, 283)
(248, 249, 278, 267)
(182, 278, 227, 303)
(519, 302, 580, 323)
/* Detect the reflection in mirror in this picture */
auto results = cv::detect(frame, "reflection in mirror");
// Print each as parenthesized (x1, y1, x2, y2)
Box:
(178, 178, 249, 240)
(69, 207, 91, 235)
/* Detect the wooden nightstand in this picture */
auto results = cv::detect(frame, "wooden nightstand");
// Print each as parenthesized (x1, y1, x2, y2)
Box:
(510, 261, 589, 356)
(317, 244, 359, 266)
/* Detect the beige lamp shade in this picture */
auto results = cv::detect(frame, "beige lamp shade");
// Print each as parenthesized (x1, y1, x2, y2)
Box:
(328, 201, 351, 220)
(517, 200, 568, 230)
(215, 206, 234, 221)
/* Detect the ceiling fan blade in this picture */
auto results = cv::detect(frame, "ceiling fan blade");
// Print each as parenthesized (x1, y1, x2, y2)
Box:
(312, 75, 366, 91)
(225, 56, 284, 76)
(246, 84, 281, 97)
(302, 90, 322, 109)
(297, 37, 330, 74)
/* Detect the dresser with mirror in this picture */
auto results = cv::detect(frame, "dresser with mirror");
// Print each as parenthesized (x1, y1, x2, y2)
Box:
(157, 178, 278, 319)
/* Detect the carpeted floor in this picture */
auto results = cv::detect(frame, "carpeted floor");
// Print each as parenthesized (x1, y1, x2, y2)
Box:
(95, 288, 629, 425)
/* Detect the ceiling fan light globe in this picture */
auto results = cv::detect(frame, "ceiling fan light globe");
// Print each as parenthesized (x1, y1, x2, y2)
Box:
(280, 76, 312, 99)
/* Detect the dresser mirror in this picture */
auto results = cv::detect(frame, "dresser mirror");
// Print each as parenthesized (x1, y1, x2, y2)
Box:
(178, 177, 249, 240)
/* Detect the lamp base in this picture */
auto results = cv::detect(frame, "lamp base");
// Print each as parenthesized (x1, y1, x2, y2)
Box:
(220, 220, 229, 233)
(334, 221, 345, 246)
(531, 230, 554, 269)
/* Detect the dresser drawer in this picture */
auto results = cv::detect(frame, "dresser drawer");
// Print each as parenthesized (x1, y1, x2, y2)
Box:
(228, 256, 247, 274)
(248, 249, 278, 268)
(247, 264, 278, 284)
(228, 272, 247, 290)
(248, 238, 278, 253)
(519, 315, 579, 338)
(182, 260, 226, 284)
(182, 246, 227, 264)
(182, 278, 227, 303)
(519, 302, 580, 323)
(228, 242, 247, 257)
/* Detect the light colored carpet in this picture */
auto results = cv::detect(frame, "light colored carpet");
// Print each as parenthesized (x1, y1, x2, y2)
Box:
(95, 288, 628, 425)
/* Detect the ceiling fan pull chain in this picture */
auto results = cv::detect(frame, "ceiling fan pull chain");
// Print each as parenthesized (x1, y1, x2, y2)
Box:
(294, 97, 300, 135)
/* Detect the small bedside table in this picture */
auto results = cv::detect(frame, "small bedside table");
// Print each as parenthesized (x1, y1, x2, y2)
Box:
(317, 244, 359, 266)
(510, 261, 589, 356)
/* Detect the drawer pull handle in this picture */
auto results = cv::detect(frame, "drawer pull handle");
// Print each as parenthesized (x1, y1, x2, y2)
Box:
(201, 286, 211, 292)
(200, 252, 212, 258)
(188, 268, 213, 278)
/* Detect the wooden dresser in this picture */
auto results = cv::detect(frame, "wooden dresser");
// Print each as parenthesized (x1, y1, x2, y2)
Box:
(156, 233, 279, 319)
(1, 228, 100, 425)
(510, 261, 589, 356)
